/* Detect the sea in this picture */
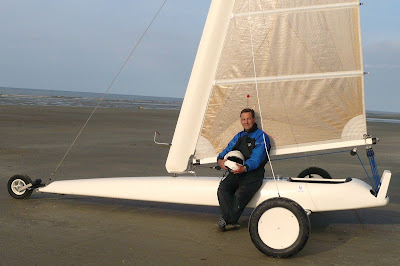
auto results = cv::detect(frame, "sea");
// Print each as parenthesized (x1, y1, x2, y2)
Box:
(0, 87, 182, 110)
(1, 87, 399, 124)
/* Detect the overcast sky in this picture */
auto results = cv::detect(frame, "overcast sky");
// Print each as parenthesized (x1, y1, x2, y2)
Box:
(0, 0, 399, 112)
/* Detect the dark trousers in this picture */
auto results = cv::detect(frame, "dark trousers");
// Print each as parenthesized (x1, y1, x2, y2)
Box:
(217, 168, 264, 224)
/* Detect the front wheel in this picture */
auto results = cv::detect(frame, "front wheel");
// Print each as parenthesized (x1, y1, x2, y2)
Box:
(249, 197, 310, 258)
(7, 175, 33, 199)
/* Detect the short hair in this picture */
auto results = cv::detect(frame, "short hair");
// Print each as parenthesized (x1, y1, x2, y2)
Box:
(240, 108, 255, 118)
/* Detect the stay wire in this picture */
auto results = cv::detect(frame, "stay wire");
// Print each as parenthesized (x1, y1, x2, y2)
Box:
(48, 0, 168, 181)
(356, 153, 374, 190)
(247, 1, 280, 197)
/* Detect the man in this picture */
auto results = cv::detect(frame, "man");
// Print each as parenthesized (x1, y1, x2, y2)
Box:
(216, 108, 270, 231)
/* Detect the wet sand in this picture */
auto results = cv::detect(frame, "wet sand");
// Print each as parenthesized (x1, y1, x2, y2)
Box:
(1, 105, 399, 264)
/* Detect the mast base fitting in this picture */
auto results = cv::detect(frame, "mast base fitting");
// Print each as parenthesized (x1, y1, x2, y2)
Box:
(31, 179, 45, 189)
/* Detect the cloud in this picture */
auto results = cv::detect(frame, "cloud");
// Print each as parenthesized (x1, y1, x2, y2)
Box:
(363, 41, 400, 68)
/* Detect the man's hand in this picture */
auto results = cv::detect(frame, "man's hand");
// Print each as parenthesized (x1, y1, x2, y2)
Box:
(232, 164, 246, 174)
(218, 159, 228, 170)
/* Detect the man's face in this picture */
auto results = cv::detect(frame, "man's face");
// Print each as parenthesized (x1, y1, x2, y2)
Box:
(240, 112, 256, 131)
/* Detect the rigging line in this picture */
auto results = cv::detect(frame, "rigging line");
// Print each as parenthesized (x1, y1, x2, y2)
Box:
(270, 7, 327, 168)
(261, 3, 304, 170)
(247, 0, 280, 197)
(356, 152, 374, 189)
(48, 0, 168, 181)
(263, 3, 311, 169)
(264, 13, 303, 158)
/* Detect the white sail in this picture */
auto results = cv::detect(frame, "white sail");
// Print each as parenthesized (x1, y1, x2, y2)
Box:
(166, 0, 371, 174)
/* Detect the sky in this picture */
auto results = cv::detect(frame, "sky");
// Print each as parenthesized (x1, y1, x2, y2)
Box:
(0, 0, 399, 112)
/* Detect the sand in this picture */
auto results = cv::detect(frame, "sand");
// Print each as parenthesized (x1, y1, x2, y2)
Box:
(1, 105, 399, 265)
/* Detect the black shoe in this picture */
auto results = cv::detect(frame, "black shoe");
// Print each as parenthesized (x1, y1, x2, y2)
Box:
(225, 223, 240, 231)
(217, 217, 227, 232)
(217, 218, 240, 232)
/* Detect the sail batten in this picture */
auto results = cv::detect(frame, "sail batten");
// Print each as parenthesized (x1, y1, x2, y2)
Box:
(215, 70, 363, 85)
(233, 2, 359, 18)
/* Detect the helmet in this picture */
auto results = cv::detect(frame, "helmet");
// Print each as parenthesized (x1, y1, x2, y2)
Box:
(224, 150, 245, 171)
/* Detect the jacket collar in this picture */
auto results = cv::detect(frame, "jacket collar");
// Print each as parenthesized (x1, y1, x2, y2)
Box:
(244, 123, 258, 133)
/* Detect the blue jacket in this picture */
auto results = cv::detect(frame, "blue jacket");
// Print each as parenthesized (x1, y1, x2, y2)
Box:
(217, 125, 270, 172)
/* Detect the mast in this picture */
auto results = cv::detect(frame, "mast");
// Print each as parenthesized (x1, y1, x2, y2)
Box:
(165, 0, 235, 173)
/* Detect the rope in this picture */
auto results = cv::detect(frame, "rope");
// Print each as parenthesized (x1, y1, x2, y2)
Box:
(48, 0, 168, 181)
(247, 0, 280, 197)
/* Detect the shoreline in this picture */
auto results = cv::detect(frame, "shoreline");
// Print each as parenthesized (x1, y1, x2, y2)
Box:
(1, 101, 399, 116)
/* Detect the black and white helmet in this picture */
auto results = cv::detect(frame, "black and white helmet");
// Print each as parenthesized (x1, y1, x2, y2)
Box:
(224, 150, 245, 171)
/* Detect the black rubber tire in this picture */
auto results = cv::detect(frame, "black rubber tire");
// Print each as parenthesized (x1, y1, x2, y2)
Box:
(297, 167, 332, 179)
(7, 175, 33, 199)
(249, 197, 310, 258)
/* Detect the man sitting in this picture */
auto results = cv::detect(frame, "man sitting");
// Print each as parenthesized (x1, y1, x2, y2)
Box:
(216, 108, 271, 231)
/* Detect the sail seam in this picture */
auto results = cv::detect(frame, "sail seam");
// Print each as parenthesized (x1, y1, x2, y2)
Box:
(215, 70, 363, 85)
(234, 2, 359, 18)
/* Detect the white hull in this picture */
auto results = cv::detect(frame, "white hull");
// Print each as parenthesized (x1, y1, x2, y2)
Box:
(38, 170, 391, 212)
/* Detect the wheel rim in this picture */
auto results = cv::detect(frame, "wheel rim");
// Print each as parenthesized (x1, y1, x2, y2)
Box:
(11, 179, 27, 195)
(257, 207, 300, 249)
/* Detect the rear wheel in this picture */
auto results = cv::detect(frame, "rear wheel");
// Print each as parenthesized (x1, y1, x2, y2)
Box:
(7, 175, 33, 199)
(297, 167, 332, 179)
(249, 197, 310, 258)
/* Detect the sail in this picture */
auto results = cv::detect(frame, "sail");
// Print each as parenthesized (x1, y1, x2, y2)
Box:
(166, 0, 371, 174)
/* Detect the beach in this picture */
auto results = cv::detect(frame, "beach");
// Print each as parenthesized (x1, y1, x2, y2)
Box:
(1, 104, 399, 264)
